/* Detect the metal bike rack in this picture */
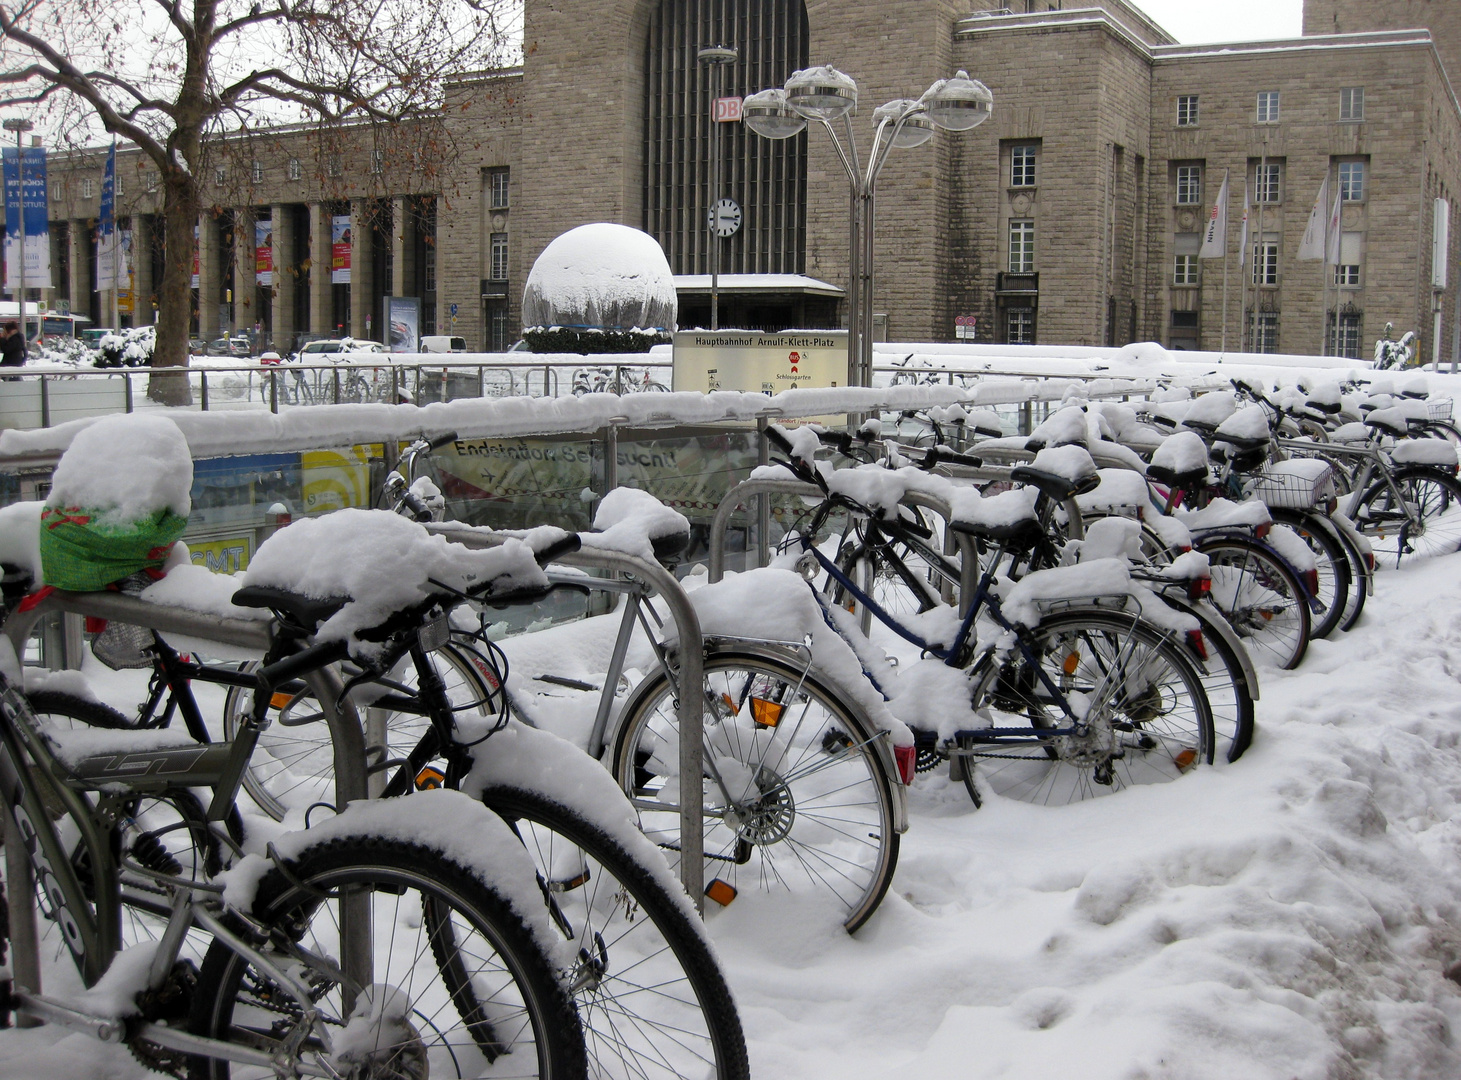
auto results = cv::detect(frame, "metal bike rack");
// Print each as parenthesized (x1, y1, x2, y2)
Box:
(428, 525, 709, 912)
(1, 591, 369, 1008)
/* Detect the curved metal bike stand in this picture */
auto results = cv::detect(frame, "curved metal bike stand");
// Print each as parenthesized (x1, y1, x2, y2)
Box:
(428, 524, 708, 912)
(1, 591, 369, 1010)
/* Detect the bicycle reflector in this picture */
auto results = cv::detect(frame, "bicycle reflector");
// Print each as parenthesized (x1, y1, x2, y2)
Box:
(893, 743, 917, 786)
(1062, 650, 1081, 675)
(1302, 569, 1320, 598)
(1173, 747, 1199, 772)
(1254, 522, 1271, 539)
(269, 691, 297, 710)
(749, 697, 784, 728)
(705, 878, 738, 907)
(414, 766, 446, 790)
(1185, 629, 1209, 662)
(1186, 576, 1211, 601)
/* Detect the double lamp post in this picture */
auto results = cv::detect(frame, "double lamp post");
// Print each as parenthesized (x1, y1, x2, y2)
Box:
(743, 65, 992, 387)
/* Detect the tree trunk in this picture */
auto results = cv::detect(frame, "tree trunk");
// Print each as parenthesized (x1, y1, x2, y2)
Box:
(148, 170, 197, 405)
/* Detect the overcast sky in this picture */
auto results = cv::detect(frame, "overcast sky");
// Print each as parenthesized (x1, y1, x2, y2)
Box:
(1129, 0, 1304, 43)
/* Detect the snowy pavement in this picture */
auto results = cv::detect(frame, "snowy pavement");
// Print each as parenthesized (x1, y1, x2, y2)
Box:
(6, 548, 1461, 1077)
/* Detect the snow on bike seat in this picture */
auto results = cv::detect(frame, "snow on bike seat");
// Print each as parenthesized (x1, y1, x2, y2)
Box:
(581, 486, 691, 565)
(1390, 439, 1460, 469)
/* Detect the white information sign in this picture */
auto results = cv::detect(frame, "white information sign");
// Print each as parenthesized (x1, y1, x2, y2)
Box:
(672, 329, 847, 395)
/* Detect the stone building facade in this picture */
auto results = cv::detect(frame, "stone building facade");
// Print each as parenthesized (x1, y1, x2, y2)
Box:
(32, 0, 1461, 362)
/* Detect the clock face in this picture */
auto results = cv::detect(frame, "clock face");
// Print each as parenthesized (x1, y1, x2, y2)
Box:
(709, 198, 742, 237)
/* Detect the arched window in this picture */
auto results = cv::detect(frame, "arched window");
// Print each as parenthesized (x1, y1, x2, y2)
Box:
(643, 0, 808, 275)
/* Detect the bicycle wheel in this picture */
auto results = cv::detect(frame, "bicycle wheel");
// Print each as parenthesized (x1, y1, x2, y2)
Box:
(1175, 596, 1257, 764)
(189, 834, 585, 1079)
(1194, 535, 1311, 669)
(610, 649, 899, 934)
(1354, 466, 1461, 567)
(827, 535, 944, 637)
(225, 642, 496, 820)
(960, 610, 1213, 806)
(1266, 508, 1351, 640)
(475, 785, 749, 1080)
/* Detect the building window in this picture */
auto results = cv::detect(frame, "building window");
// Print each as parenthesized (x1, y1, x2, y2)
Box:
(490, 233, 508, 281)
(1340, 86, 1364, 122)
(1335, 264, 1360, 287)
(1008, 219, 1034, 273)
(145, 171, 158, 192)
(1335, 232, 1363, 287)
(1005, 308, 1034, 345)
(1328, 310, 1362, 358)
(81, 178, 94, 199)
(1256, 91, 1280, 124)
(1338, 160, 1365, 202)
(1249, 310, 1279, 353)
(1176, 165, 1202, 205)
(1010, 145, 1036, 187)
(1252, 240, 1279, 286)
(114, 175, 123, 198)
(51, 182, 61, 201)
(370, 149, 384, 175)
(1255, 162, 1281, 203)
(326, 155, 342, 178)
(1177, 95, 1198, 127)
(214, 167, 226, 187)
(1174, 253, 1199, 286)
(423, 243, 436, 293)
(251, 160, 263, 183)
(490, 168, 510, 209)
(287, 158, 302, 181)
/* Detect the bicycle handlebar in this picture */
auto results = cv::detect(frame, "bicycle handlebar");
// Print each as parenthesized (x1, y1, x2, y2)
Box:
(427, 431, 459, 452)
(920, 446, 984, 471)
(534, 532, 583, 566)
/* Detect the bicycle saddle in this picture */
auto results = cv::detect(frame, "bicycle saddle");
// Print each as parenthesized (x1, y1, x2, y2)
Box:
(1179, 418, 1220, 435)
(1008, 465, 1100, 503)
(1144, 463, 1207, 490)
(949, 513, 1045, 548)
(1363, 408, 1410, 439)
(231, 586, 349, 632)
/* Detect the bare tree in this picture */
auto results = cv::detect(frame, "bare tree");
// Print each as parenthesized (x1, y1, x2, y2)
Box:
(0, 0, 514, 403)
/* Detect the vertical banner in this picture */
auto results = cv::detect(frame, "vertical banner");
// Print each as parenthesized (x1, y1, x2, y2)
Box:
(116, 229, 134, 313)
(384, 296, 420, 352)
(96, 141, 117, 290)
(255, 218, 273, 286)
(331, 214, 351, 283)
(191, 224, 200, 289)
(2, 145, 52, 289)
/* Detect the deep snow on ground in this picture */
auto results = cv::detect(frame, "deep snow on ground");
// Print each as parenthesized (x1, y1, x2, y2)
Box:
(7, 548, 1461, 1078)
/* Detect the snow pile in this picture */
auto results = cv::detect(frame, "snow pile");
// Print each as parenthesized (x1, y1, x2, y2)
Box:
(583, 485, 691, 562)
(1151, 431, 1208, 477)
(521, 223, 677, 333)
(1213, 404, 1272, 442)
(46, 413, 192, 526)
(1391, 439, 1460, 468)
(1028, 445, 1096, 485)
(0, 500, 43, 579)
(1180, 390, 1237, 429)
(241, 508, 547, 651)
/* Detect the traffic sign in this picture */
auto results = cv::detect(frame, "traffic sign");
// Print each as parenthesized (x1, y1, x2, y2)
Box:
(450, 303, 459, 316)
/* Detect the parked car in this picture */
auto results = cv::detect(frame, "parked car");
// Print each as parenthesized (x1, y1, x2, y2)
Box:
(205, 337, 233, 356)
(291, 338, 389, 362)
(189, 338, 207, 356)
(228, 336, 253, 358)
(421, 335, 467, 353)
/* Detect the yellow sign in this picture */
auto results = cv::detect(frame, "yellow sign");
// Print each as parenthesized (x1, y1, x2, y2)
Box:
(190, 536, 252, 574)
(302, 444, 381, 514)
(118, 288, 134, 315)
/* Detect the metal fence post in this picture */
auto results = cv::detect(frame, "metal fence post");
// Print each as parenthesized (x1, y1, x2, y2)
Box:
(124, 371, 134, 413)
(269, 370, 279, 413)
(200, 371, 209, 411)
(755, 416, 770, 568)
(38, 376, 49, 428)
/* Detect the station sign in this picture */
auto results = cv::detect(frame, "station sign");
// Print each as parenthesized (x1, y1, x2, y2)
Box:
(672, 329, 847, 395)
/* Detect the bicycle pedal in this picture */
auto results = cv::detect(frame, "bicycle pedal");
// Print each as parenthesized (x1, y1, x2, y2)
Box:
(704, 878, 738, 908)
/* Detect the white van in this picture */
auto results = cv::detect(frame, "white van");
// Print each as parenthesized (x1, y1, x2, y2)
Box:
(421, 336, 466, 353)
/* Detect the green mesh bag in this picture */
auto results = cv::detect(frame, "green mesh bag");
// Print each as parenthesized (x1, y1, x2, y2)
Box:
(38, 506, 189, 593)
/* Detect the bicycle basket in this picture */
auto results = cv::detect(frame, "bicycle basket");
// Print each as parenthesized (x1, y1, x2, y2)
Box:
(1429, 397, 1454, 422)
(1249, 460, 1337, 510)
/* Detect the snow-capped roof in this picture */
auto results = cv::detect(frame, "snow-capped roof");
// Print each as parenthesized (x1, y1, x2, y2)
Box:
(521, 223, 677, 332)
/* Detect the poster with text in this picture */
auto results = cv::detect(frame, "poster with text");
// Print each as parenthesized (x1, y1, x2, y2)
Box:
(2, 146, 52, 290)
(331, 214, 351, 284)
(385, 296, 420, 353)
(255, 218, 273, 286)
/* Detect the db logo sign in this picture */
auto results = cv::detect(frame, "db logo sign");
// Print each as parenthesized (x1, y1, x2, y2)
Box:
(788, 350, 800, 373)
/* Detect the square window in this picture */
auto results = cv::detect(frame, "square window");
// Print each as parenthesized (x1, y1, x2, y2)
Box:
(81, 178, 94, 199)
(370, 149, 384, 175)
(1249, 310, 1279, 353)
(1255, 162, 1281, 203)
(1339, 160, 1365, 201)
(1008, 219, 1034, 273)
(1174, 253, 1199, 286)
(1010, 145, 1036, 187)
(490, 233, 508, 280)
(251, 160, 263, 183)
(1006, 308, 1034, 345)
(1340, 86, 1364, 122)
(326, 156, 342, 178)
(214, 167, 226, 187)
(1252, 241, 1279, 286)
(145, 171, 158, 193)
(1257, 91, 1280, 124)
(1335, 264, 1361, 287)
(1177, 95, 1199, 127)
(287, 158, 302, 181)
(1176, 165, 1202, 205)
(490, 168, 510, 209)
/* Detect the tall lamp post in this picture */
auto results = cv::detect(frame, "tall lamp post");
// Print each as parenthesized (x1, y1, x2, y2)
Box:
(744, 67, 991, 386)
(3, 118, 33, 346)
(698, 45, 738, 331)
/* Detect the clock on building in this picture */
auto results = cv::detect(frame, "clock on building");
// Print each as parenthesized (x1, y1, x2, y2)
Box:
(709, 198, 741, 238)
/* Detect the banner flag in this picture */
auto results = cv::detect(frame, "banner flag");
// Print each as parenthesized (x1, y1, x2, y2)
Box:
(1298, 176, 1330, 260)
(1199, 170, 1229, 259)
(2, 145, 52, 289)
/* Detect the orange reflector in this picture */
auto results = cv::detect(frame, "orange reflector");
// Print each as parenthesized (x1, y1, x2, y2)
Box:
(1062, 652, 1081, 676)
(705, 878, 738, 907)
(749, 697, 784, 728)
(1260, 609, 1275, 622)
(549, 870, 591, 893)
(720, 693, 739, 716)
(415, 766, 446, 791)
(1173, 748, 1198, 772)
(1185, 629, 1209, 662)
(269, 691, 296, 710)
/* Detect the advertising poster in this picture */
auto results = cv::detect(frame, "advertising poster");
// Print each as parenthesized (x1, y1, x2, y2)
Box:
(301, 445, 381, 515)
(255, 218, 273, 286)
(2, 146, 52, 290)
(385, 296, 420, 353)
(331, 214, 351, 284)
(191, 224, 199, 289)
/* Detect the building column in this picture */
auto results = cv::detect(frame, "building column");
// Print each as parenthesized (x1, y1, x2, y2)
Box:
(133, 215, 154, 324)
(309, 202, 331, 337)
(391, 195, 416, 298)
(232, 207, 255, 339)
(349, 198, 374, 340)
(271, 203, 295, 353)
(68, 219, 91, 321)
(197, 214, 222, 339)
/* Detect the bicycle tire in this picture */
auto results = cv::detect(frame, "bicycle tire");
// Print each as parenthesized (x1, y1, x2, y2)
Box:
(610, 648, 900, 934)
(1171, 596, 1257, 764)
(1354, 466, 1461, 567)
(1194, 535, 1311, 669)
(1265, 508, 1351, 640)
(474, 785, 750, 1080)
(1328, 512, 1371, 632)
(189, 834, 586, 1080)
(959, 610, 1214, 806)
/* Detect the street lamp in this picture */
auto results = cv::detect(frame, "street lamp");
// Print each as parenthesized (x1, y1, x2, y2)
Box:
(745, 67, 992, 386)
(3, 117, 34, 347)
(698, 45, 738, 332)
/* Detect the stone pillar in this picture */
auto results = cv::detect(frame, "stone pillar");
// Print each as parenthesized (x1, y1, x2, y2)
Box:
(197, 214, 221, 339)
(133, 215, 154, 324)
(349, 198, 374, 340)
(67, 219, 92, 321)
(232, 207, 254, 339)
(391, 195, 416, 298)
(271, 203, 295, 353)
(309, 202, 331, 337)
